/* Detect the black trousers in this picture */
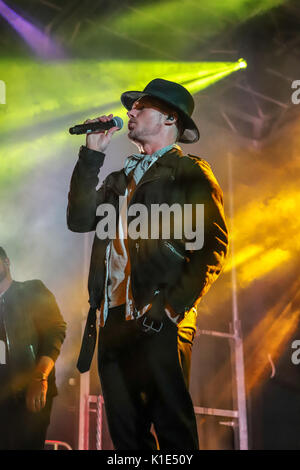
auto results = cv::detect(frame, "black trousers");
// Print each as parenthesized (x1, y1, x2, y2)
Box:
(97, 304, 199, 450)
(0, 392, 53, 450)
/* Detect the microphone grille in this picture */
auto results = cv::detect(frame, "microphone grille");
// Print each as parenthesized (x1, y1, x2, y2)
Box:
(113, 116, 123, 129)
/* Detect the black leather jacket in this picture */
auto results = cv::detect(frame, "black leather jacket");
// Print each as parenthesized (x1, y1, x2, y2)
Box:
(1, 280, 66, 396)
(67, 145, 229, 316)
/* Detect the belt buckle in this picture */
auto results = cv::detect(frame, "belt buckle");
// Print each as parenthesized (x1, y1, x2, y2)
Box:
(142, 316, 163, 333)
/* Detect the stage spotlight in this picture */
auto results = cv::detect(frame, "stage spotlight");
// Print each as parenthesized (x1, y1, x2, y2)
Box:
(238, 58, 247, 69)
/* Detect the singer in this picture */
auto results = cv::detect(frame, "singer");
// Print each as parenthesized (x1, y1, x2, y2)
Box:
(67, 78, 229, 450)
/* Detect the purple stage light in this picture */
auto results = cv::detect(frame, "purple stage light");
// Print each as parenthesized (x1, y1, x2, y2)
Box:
(0, 0, 65, 60)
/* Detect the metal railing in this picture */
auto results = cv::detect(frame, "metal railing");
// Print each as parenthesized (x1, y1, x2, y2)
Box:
(45, 440, 72, 450)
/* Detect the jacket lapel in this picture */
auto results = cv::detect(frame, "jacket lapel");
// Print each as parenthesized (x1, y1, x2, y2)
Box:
(105, 147, 184, 196)
(105, 169, 129, 196)
(133, 147, 183, 191)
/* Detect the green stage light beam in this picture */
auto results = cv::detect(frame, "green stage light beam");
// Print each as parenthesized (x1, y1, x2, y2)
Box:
(0, 59, 247, 134)
(0, 58, 246, 186)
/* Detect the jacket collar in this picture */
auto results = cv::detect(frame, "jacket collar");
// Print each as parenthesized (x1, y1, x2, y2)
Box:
(106, 147, 184, 196)
(133, 146, 184, 190)
(152, 146, 184, 168)
(0, 279, 16, 300)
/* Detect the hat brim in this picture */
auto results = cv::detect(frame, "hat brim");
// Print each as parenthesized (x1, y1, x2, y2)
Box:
(121, 90, 200, 144)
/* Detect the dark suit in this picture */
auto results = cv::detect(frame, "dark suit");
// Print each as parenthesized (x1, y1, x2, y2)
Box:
(0, 280, 66, 449)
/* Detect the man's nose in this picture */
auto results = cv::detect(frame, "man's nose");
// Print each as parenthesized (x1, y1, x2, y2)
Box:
(127, 108, 137, 118)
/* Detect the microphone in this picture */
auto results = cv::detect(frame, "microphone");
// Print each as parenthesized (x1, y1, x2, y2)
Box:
(69, 116, 123, 135)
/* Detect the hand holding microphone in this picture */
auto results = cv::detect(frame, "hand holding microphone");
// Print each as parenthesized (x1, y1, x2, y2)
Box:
(69, 114, 123, 153)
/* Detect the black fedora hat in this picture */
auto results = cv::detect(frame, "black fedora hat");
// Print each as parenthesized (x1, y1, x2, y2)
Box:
(121, 78, 200, 144)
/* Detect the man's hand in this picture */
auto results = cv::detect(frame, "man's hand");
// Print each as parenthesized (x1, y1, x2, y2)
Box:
(85, 114, 120, 153)
(26, 378, 48, 413)
(25, 355, 54, 412)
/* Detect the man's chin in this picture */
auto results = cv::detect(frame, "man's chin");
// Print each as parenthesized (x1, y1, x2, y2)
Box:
(0, 272, 7, 283)
(128, 130, 139, 144)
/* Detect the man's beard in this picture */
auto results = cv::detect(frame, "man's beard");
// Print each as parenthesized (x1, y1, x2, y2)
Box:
(128, 129, 143, 147)
(0, 267, 8, 283)
(128, 122, 161, 144)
